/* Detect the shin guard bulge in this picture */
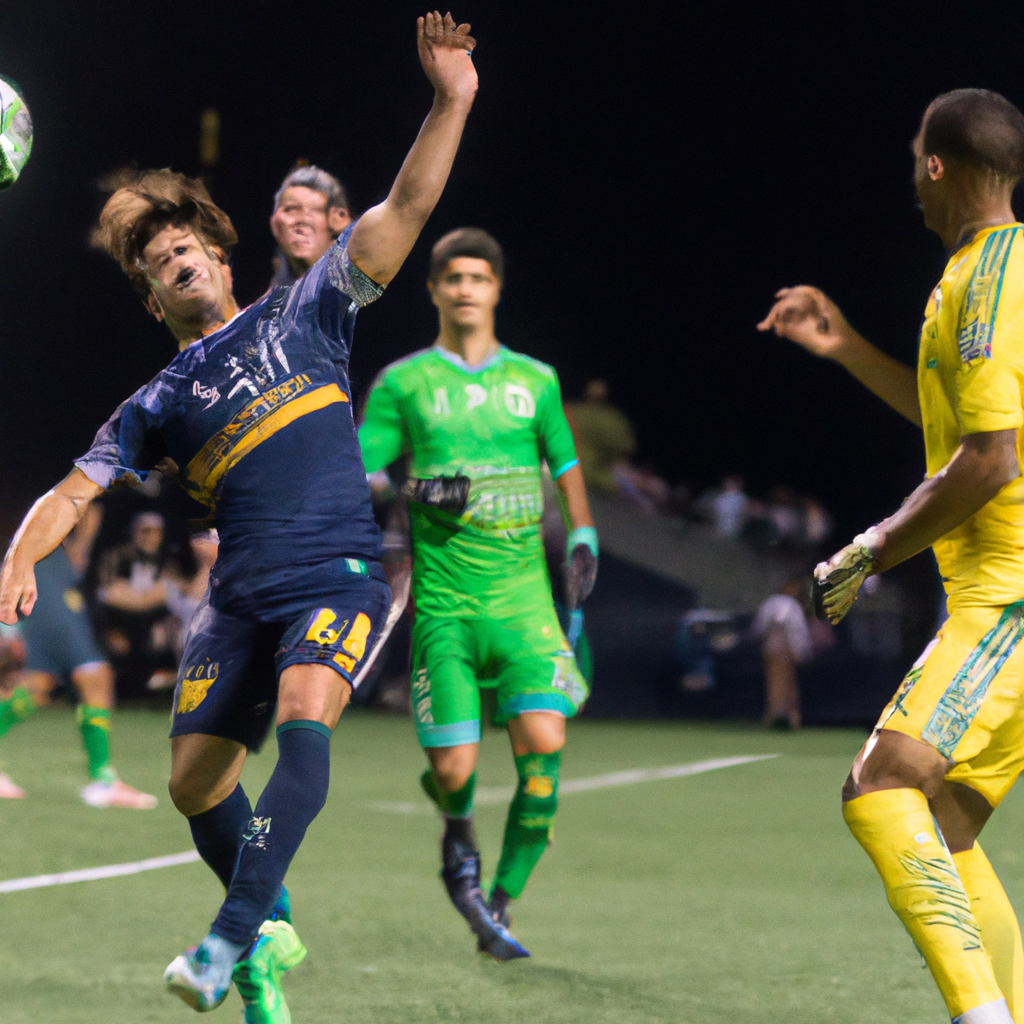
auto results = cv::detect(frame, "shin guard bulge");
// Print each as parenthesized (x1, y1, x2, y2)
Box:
(493, 751, 560, 900)
(211, 722, 330, 944)
(844, 788, 1004, 1019)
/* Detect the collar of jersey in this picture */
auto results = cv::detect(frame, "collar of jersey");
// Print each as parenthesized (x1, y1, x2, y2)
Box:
(181, 304, 251, 350)
(432, 343, 505, 374)
(948, 221, 1024, 259)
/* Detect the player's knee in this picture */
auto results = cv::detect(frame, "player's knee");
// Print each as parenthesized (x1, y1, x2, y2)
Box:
(841, 772, 860, 803)
(168, 771, 221, 817)
(432, 761, 474, 793)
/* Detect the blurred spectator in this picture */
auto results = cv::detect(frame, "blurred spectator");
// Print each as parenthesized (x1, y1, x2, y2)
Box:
(709, 475, 750, 537)
(93, 512, 193, 694)
(752, 576, 814, 730)
(565, 379, 636, 497)
(565, 379, 670, 513)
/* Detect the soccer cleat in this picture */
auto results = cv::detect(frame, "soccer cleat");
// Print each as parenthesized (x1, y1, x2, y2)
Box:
(0, 772, 25, 798)
(232, 920, 307, 1024)
(80, 778, 157, 809)
(164, 945, 233, 1012)
(472, 900, 530, 961)
(440, 854, 529, 962)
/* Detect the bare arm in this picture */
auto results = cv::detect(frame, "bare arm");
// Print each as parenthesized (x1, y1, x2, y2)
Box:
(757, 285, 922, 427)
(870, 429, 1020, 572)
(556, 464, 595, 530)
(347, 12, 478, 286)
(99, 579, 169, 612)
(814, 430, 1020, 623)
(0, 469, 104, 623)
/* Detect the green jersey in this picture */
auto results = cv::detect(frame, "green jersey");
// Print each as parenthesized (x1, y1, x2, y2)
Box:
(358, 345, 578, 618)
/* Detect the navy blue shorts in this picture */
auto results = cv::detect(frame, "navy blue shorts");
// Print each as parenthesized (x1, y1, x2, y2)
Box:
(20, 586, 106, 677)
(170, 563, 390, 751)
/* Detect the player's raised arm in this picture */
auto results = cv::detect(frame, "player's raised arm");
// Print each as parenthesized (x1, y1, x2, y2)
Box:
(347, 11, 478, 286)
(757, 285, 922, 427)
(0, 468, 103, 622)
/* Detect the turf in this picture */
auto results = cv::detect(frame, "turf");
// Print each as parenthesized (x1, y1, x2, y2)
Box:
(4, 709, 1023, 1022)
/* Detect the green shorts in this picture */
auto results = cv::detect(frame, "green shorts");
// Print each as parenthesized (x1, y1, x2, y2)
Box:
(411, 606, 590, 748)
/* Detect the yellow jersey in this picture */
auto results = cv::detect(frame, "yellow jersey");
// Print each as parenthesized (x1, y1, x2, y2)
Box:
(919, 223, 1024, 609)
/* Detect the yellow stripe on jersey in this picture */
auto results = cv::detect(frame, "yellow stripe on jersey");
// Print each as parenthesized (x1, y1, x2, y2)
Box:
(185, 377, 348, 500)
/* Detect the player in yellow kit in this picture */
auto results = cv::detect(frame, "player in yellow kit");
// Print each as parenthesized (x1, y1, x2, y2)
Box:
(760, 89, 1024, 1024)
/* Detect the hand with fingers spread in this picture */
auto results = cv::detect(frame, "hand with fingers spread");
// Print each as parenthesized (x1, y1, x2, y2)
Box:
(418, 11, 478, 107)
(756, 285, 856, 360)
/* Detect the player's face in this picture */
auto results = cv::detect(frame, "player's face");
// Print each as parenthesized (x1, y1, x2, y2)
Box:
(271, 186, 351, 270)
(429, 257, 501, 329)
(142, 225, 233, 329)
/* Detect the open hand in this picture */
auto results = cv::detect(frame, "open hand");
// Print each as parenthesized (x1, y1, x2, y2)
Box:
(418, 11, 478, 107)
(757, 285, 854, 359)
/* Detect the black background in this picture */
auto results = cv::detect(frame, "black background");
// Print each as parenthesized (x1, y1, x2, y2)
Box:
(3, 2, 1024, 538)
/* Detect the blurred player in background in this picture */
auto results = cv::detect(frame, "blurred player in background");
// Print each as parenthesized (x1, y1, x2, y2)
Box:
(0, 12, 478, 1021)
(759, 89, 1024, 1024)
(269, 164, 352, 288)
(0, 506, 156, 807)
(359, 227, 597, 960)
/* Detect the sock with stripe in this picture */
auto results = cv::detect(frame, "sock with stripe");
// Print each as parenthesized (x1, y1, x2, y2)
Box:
(76, 705, 115, 783)
(844, 788, 1008, 1021)
(0, 686, 35, 740)
(954, 843, 1024, 1023)
(492, 751, 560, 900)
(211, 721, 330, 944)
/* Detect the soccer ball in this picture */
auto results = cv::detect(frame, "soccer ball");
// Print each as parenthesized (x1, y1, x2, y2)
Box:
(0, 75, 33, 189)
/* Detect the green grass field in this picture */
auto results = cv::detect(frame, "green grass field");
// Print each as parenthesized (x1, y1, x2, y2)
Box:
(5, 709, 1024, 1023)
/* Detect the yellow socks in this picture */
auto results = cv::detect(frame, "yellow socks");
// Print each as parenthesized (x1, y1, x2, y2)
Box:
(954, 843, 1024, 1023)
(844, 788, 1006, 1020)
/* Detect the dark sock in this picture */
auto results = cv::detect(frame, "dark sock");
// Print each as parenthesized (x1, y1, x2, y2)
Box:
(211, 721, 330, 944)
(187, 784, 253, 889)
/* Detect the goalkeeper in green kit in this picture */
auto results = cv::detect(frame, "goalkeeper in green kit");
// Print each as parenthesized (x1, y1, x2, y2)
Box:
(358, 227, 596, 960)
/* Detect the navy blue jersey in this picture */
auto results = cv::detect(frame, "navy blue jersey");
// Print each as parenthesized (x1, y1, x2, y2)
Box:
(76, 225, 384, 619)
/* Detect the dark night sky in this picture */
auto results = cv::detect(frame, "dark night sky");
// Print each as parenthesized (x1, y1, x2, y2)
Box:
(3, 2, 1024, 538)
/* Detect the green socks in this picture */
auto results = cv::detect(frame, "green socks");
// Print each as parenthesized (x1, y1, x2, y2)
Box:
(421, 768, 476, 818)
(0, 686, 36, 739)
(493, 751, 560, 900)
(77, 705, 115, 783)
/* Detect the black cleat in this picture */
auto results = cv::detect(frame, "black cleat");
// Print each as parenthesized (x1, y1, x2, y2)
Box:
(439, 828, 529, 961)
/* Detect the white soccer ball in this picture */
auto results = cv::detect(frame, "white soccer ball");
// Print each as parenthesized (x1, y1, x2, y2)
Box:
(0, 76, 33, 189)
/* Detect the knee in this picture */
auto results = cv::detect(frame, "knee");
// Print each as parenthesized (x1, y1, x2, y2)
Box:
(432, 761, 475, 793)
(841, 772, 860, 804)
(168, 773, 204, 817)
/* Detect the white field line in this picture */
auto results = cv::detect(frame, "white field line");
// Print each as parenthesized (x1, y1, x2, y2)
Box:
(0, 850, 201, 895)
(369, 753, 780, 815)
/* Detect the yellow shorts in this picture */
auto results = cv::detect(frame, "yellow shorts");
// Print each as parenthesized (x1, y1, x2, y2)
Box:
(876, 601, 1024, 807)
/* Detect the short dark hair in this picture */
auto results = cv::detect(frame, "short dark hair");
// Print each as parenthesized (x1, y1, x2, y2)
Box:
(923, 89, 1024, 182)
(92, 169, 237, 298)
(428, 227, 504, 282)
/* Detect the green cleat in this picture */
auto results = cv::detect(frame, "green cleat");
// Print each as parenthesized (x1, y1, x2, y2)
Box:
(232, 920, 307, 1024)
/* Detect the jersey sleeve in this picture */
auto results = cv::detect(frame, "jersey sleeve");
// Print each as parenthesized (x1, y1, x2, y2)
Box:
(74, 390, 166, 489)
(303, 222, 385, 343)
(536, 369, 578, 478)
(954, 241, 1024, 434)
(358, 371, 408, 473)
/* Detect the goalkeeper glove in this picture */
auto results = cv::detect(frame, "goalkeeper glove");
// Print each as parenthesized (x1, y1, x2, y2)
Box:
(403, 474, 471, 514)
(812, 529, 880, 624)
(565, 526, 599, 609)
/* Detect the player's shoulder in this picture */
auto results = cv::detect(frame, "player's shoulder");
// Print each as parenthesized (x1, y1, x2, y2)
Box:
(497, 347, 557, 382)
(372, 347, 438, 387)
(951, 224, 1024, 286)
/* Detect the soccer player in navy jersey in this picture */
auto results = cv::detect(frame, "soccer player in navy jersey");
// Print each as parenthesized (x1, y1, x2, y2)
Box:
(0, 12, 477, 1020)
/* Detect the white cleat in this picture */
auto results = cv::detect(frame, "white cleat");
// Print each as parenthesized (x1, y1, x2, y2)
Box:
(80, 779, 157, 810)
(0, 772, 25, 798)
